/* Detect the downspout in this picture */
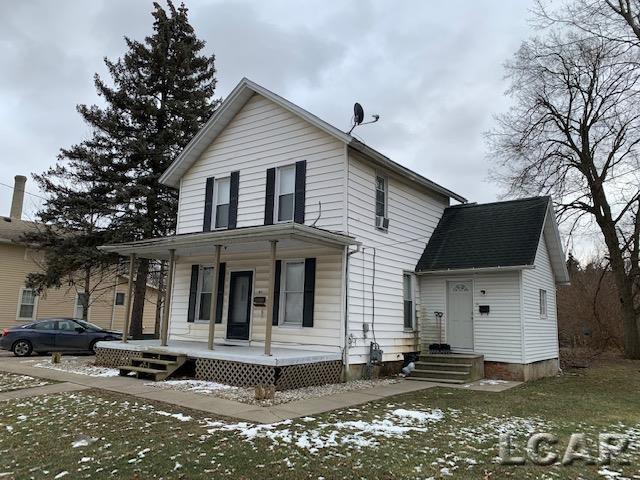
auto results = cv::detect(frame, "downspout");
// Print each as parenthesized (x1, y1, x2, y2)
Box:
(344, 243, 361, 378)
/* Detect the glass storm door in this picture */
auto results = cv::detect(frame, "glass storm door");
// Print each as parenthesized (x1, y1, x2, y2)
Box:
(226, 271, 253, 340)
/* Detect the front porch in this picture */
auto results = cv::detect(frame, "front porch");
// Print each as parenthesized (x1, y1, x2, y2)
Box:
(95, 337, 344, 390)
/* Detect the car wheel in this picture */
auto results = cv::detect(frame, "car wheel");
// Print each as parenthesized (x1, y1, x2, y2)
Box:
(89, 340, 100, 354)
(12, 340, 33, 357)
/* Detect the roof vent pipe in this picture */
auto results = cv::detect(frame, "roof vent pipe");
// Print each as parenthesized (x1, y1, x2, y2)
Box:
(10, 175, 27, 220)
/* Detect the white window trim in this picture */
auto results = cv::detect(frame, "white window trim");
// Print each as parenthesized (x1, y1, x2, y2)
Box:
(16, 287, 38, 321)
(195, 264, 215, 323)
(274, 164, 296, 224)
(402, 272, 417, 331)
(211, 177, 231, 230)
(375, 172, 388, 218)
(539, 289, 548, 318)
(279, 259, 305, 327)
(74, 292, 91, 321)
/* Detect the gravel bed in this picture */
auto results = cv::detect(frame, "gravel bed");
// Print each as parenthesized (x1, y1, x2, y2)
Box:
(146, 377, 401, 406)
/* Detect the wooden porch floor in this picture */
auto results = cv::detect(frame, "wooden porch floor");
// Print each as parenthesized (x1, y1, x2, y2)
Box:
(95, 339, 342, 367)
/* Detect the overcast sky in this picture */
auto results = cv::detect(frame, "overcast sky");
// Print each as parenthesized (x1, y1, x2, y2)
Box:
(0, 0, 534, 221)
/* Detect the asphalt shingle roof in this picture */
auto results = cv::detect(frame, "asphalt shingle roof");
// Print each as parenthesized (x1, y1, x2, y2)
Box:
(416, 196, 550, 272)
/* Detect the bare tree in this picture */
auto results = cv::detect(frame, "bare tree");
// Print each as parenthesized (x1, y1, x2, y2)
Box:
(488, 31, 640, 357)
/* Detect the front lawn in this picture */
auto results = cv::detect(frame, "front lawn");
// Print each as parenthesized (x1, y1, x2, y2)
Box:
(0, 361, 638, 479)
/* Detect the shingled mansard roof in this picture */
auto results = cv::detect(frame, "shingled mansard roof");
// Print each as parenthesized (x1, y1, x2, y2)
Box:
(416, 196, 570, 284)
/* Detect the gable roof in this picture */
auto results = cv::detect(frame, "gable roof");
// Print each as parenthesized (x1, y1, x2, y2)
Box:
(159, 77, 466, 203)
(416, 196, 570, 284)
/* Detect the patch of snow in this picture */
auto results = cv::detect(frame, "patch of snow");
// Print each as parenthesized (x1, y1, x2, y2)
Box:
(72, 437, 98, 448)
(54, 472, 69, 479)
(391, 409, 444, 422)
(598, 467, 622, 478)
(156, 411, 192, 422)
(34, 360, 120, 377)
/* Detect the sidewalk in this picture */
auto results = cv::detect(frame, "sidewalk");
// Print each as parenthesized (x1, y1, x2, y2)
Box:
(0, 356, 520, 423)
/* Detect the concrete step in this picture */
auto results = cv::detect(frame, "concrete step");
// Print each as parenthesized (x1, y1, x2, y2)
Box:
(412, 369, 472, 380)
(419, 353, 483, 364)
(407, 376, 468, 384)
(415, 361, 472, 371)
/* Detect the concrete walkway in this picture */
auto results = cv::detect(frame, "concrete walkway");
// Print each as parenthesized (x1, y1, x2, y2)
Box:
(0, 356, 520, 423)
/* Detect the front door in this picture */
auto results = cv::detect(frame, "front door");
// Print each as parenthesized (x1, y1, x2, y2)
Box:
(226, 271, 253, 340)
(446, 281, 473, 351)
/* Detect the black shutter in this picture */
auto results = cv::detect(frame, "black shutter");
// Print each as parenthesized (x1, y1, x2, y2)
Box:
(187, 265, 199, 322)
(264, 168, 276, 225)
(303, 257, 316, 327)
(272, 259, 281, 325)
(215, 262, 226, 323)
(294, 160, 306, 224)
(228, 172, 239, 229)
(203, 177, 215, 232)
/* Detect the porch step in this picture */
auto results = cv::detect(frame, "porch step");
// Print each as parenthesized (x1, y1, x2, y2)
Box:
(414, 361, 472, 372)
(411, 369, 472, 381)
(407, 376, 469, 385)
(118, 352, 187, 381)
(409, 353, 485, 383)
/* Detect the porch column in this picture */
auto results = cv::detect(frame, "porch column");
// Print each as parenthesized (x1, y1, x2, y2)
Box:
(265, 240, 278, 356)
(207, 244, 222, 350)
(160, 249, 175, 346)
(122, 254, 136, 343)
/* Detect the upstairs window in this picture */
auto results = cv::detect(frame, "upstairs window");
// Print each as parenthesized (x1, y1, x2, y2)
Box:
(213, 177, 230, 229)
(276, 165, 296, 222)
(18, 288, 37, 320)
(539, 289, 547, 317)
(196, 266, 214, 321)
(281, 260, 305, 325)
(375, 175, 387, 218)
(403, 273, 415, 329)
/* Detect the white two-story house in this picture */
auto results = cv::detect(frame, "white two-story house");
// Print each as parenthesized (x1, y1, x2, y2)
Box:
(98, 78, 569, 388)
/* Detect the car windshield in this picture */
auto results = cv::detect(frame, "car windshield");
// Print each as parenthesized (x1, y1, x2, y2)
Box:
(73, 320, 102, 332)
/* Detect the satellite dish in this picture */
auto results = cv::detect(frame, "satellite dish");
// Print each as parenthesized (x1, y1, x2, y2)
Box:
(354, 103, 364, 125)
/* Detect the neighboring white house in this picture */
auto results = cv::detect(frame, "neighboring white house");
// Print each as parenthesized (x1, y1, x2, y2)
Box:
(99, 77, 569, 383)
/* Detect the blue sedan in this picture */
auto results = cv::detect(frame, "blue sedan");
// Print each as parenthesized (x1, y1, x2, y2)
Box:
(0, 318, 123, 357)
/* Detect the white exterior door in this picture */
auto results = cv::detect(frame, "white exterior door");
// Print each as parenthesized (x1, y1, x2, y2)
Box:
(447, 281, 473, 351)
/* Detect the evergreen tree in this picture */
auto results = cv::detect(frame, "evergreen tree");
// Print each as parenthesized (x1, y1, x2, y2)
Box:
(25, 162, 119, 319)
(31, 1, 218, 336)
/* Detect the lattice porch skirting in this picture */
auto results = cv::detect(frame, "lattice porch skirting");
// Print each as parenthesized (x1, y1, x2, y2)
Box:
(95, 347, 142, 368)
(195, 359, 343, 391)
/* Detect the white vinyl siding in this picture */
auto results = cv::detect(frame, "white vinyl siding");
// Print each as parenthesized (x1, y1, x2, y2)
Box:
(522, 235, 559, 363)
(168, 246, 343, 353)
(346, 150, 449, 364)
(176, 94, 346, 234)
(419, 272, 523, 363)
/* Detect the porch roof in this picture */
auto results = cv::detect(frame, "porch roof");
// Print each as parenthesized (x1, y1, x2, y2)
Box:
(98, 223, 359, 259)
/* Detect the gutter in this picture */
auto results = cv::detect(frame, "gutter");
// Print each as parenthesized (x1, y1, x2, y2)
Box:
(416, 265, 535, 276)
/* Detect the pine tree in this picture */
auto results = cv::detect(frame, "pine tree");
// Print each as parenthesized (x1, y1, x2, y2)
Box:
(32, 1, 218, 336)
(25, 162, 119, 319)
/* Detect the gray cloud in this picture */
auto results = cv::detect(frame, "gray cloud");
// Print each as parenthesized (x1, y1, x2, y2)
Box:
(0, 0, 534, 218)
